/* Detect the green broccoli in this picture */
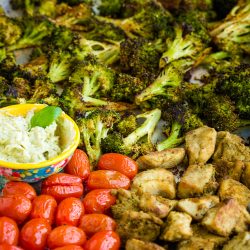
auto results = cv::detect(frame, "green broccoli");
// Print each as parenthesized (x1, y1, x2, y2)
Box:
(95, 0, 123, 17)
(77, 109, 121, 165)
(115, 114, 138, 137)
(157, 102, 203, 151)
(210, 2, 250, 55)
(38, 0, 57, 17)
(101, 109, 161, 157)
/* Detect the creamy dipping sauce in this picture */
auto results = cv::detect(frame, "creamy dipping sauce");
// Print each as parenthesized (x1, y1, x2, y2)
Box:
(0, 111, 62, 163)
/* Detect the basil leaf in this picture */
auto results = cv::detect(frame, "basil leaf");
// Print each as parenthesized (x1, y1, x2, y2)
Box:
(30, 106, 62, 128)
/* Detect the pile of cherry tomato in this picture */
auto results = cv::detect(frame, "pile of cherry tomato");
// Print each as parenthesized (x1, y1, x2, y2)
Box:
(0, 150, 138, 250)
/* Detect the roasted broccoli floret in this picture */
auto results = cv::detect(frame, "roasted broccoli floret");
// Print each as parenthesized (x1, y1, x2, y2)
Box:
(120, 38, 165, 82)
(215, 64, 250, 119)
(157, 102, 203, 151)
(95, 0, 123, 17)
(116, 114, 138, 137)
(181, 0, 214, 11)
(210, 2, 250, 55)
(38, 0, 57, 17)
(77, 109, 121, 165)
(135, 60, 191, 105)
(101, 109, 161, 157)
(159, 25, 208, 68)
(7, 17, 54, 51)
(97, 2, 173, 40)
(111, 73, 147, 103)
(0, 15, 22, 47)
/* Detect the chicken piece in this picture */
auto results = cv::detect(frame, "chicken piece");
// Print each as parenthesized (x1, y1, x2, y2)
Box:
(160, 211, 193, 242)
(131, 168, 176, 199)
(213, 159, 245, 182)
(234, 205, 250, 234)
(117, 210, 163, 242)
(185, 126, 217, 165)
(177, 238, 215, 250)
(223, 232, 250, 250)
(126, 239, 166, 250)
(201, 199, 247, 237)
(213, 131, 250, 162)
(241, 162, 250, 189)
(177, 164, 218, 198)
(218, 179, 250, 207)
(136, 148, 185, 170)
(139, 193, 177, 218)
(177, 196, 220, 220)
(111, 189, 140, 219)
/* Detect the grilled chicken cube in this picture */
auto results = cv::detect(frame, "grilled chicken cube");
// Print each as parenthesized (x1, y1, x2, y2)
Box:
(241, 162, 250, 189)
(213, 159, 245, 182)
(213, 131, 250, 162)
(137, 148, 185, 170)
(160, 211, 193, 242)
(223, 232, 250, 250)
(185, 126, 217, 165)
(177, 196, 220, 220)
(177, 164, 218, 198)
(126, 239, 166, 250)
(131, 168, 176, 199)
(201, 199, 248, 236)
(177, 238, 216, 250)
(218, 179, 250, 207)
(117, 211, 163, 242)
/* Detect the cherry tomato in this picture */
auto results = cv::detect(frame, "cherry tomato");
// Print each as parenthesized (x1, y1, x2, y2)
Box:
(0, 217, 19, 245)
(30, 195, 57, 225)
(56, 197, 84, 227)
(79, 214, 116, 237)
(0, 195, 32, 224)
(2, 182, 36, 201)
(41, 173, 83, 201)
(98, 153, 138, 179)
(53, 246, 83, 250)
(47, 225, 86, 249)
(84, 231, 120, 250)
(65, 149, 90, 181)
(87, 170, 130, 190)
(83, 189, 116, 214)
(20, 218, 51, 250)
(0, 244, 24, 250)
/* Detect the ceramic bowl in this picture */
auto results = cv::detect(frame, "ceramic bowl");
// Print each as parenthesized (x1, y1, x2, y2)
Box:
(0, 104, 80, 183)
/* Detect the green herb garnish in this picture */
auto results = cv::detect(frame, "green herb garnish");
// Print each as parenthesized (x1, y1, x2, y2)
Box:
(30, 106, 62, 128)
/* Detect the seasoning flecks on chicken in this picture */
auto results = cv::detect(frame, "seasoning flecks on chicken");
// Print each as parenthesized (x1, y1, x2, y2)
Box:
(218, 178, 250, 207)
(177, 164, 218, 199)
(136, 148, 185, 170)
(160, 211, 193, 242)
(131, 168, 176, 199)
(185, 126, 217, 165)
(125, 238, 166, 250)
(176, 195, 220, 220)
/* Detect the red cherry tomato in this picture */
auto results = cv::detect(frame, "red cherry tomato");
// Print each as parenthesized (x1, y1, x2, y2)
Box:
(83, 189, 116, 214)
(30, 195, 57, 225)
(84, 231, 120, 250)
(47, 225, 86, 249)
(87, 170, 130, 190)
(0, 195, 32, 224)
(53, 246, 83, 250)
(65, 149, 90, 181)
(0, 244, 24, 250)
(56, 197, 84, 227)
(20, 218, 51, 250)
(0, 217, 19, 245)
(41, 173, 83, 201)
(79, 214, 116, 237)
(2, 182, 37, 201)
(98, 153, 138, 179)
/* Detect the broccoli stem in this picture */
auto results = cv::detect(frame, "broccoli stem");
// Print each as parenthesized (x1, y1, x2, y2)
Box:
(156, 122, 184, 151)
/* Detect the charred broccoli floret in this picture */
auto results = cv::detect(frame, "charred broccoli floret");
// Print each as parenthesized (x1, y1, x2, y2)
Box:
(159, 25, 208, 68)
(181, 0, 214, 11)
(77, 109, 121, 165)
(210, 2, 250, 55)
(120, 38, 165, 82)
(7, 17, 54, 51)
(116, 114, 138, 137)
(111, 73, 147, 103)
(157, 102, 203, 151)
(101, 109, 161, 157)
